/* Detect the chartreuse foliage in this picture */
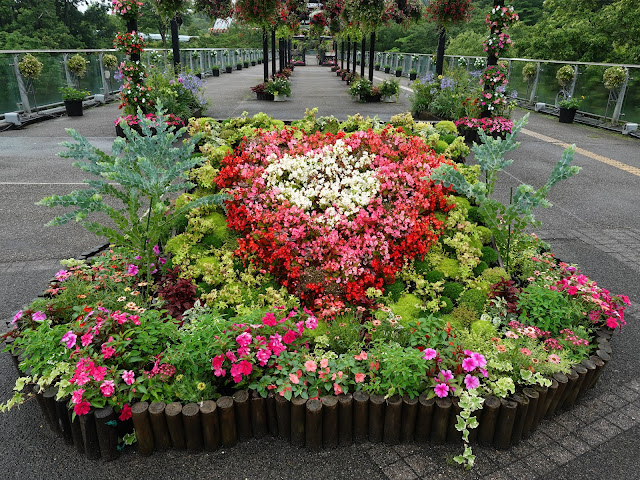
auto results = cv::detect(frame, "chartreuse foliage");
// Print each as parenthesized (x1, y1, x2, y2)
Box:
(37, 105, 229, 283)
(429, 114, 581, 272)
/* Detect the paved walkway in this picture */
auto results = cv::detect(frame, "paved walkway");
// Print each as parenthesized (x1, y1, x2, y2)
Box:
(0, 58, 639, 480)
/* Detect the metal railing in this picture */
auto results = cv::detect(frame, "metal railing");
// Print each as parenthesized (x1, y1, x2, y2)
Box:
(0, 48, 265, 120)
(337, 48, 640, 128)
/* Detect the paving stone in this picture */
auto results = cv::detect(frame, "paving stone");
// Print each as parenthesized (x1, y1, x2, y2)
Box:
(590, 418, 623, 439)
(538, 420, 570, 439)
(481, 471, 514, 480)
(553, 412, 584, 431)
(493, 450, 523, 467)
(558, 434, 591, 456)
(382, 460, 418, 480)
(404, 453, 436, 476)
(577, 427, 607, 446)
(524, 432, 553, 449)
(538, 443, 576, 465)
(523, 452, 556, 476)
(627, 379, 640, 393)
(616, 387, 639, 402)
(502, 460, 539, 480)
(605, 411, 635, 430)
(571, 404, 603, 424)
(368, 444, 402, 467)
(597, 393, 628, 410)
(392, 444, 418, 458)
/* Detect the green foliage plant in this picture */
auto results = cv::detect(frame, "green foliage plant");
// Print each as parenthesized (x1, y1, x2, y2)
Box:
(59, 86, 90, 101)
(37, 105, 228, 285)
(522, 62, 536, 83)
(429, 114, 581, 273)
(558, 96, 582, 109)
(378, 78, 400, 100)
(67, 53, 88, 79)
(603, 66, 626, 90)
(18, 53, 43, 79)
(349, 78, 374, 102)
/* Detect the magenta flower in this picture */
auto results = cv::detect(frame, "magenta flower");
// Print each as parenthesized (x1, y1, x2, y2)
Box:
(32, 311, 46, 322)
(61, 330, 77, 349)
(152, 244, 161, 255)
(464, 374, 479, 390)
(305, 316, 318, 330)
(434, 383, 449, 398)
(422, 348, 437, 360)
(92, 365, 107, 382)
(471, 352, 487, 368)
(74, 401, 91, 416)
(236, 332, 252, 347)
(11, 310, 22, 326)
(440, 369, 453, 381)
(80, 332, 93, 347)
(462, 357, 477, 372)
(71, 389, 85, 404)
(256, 348, 271, 366)
(122, 370, 135, 385)
(100, 380, 115, 397)
(262, 312, 277, 326)
(127, 264, 139, 276)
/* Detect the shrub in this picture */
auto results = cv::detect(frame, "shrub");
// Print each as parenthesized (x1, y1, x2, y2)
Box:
(442, 281, 464, 301)
(459, 288, 488, 315)
(390, 293, 423, 323)
(481, 246, 499, 265)
(475, 226, 492, 244)
(386, 279, 406, 302)
(467, 206, 483, 224)
(470, 319, 497, 338)
(449, 305, 479, 329)
(472, 261, 489, 277)
(440, 296, 454, 314)
(437, 258, 460, 278)
(435, 140, 449, 154)
(481, 267, 510, 285)
(414, 258, 432, 275)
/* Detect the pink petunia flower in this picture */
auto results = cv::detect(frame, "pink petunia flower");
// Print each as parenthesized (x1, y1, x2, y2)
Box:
(354, 372, 365, 383)
(304, 360, 317, 373)
(71, 389, 85, 404)
(236, 332, 252, 347)
(32, 311, 46, 322)
(422, 348, 437, 360)
(127, 264, 139, 276)
(119, 404, 132, 421)
(462, 357, 477, 372)
(74, 401, 91, 416)
(289, 372, 300, 385)
(434, 383, 449, 398)
(464, 374, 479, 390)
(61, 330, 77, 349)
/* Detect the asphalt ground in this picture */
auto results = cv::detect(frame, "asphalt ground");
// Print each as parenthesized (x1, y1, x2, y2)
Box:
(0, 58, 639, 480)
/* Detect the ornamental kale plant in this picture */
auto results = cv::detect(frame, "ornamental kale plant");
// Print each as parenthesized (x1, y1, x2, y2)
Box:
(37, 105, 228, 284)
(430, 114, 581, 271)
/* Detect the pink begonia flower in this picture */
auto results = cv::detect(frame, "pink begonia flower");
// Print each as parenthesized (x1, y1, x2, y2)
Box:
(127, 264, 139, 276)
(422, 348, 437, 360)
(236, 332, 252, 347)
(122, 370, 135, 385)
(354, 373, 365, 383)
(305, 316, 318, 330)
(289, 372, 300, 385)
(354, 351, 368, 361)
(333, 383, 343, 395)
(100, 380, 115, 397)
(304, 360, 317, 373)
(74, 401, 91, 416)
(32, 311, 46, 322)
(434, 383, 449, 398)
(71, 389, 85, 404)
(61, 330, 77, 349)
(320, 358, 329, 369)
(282, 330, 296, 345)
(464, 374, 479, 390)
(462, 357, 477, 372)
(81, 332, 93, 347)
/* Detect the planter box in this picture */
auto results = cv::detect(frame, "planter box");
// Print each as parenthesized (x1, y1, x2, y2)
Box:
(559, 107, 577, 124)
(64, 100, 83, 117)
(243, 62, 249, 68)
(273, 94, 286, 102)
(236, 65, 243, 71)
(256, 92, 275, 101)
(251, 61, 256, 66)
(364, 94, 381, 103)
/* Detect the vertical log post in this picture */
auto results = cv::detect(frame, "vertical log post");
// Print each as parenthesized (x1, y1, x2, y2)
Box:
(305, 399, 323, 451)
(290, 397, 307, 447)
(55, 396, 73, 445)
(217, 396, 237, 447)
(446, 397, 463, 443)
(131, 402, 153, 456)
(563, 365, 587, 410)
(510, 394, 529, 446)
(400, 395, 418, 443)
(477, 395, 500, 446)
(415, 393, 434, 443)
(266, 391, 278, 436)
(275, 394, 291, 441)
(493, 398, 518, 450)
(250, 390, 268, 439)
(165, 402, 186, 449)
(383, 395, 402, 445)
(148, 402, 171, 451)
(521, 388, 539, 439)
(353, 391, 369, 443)
(67, 408, 85, 453)
(322, 396, 339, 449)
(182, 403, 203, 451)
(233, 390, 251, 442)
(200, 400, 220, 452)
(546, 373, 569, 417)
(94, 406, 119, 461)
(431, 397, 451, 445)
(338, 393, 353, 446)
(369, 394, 385, 443)
(79, 410, 101, 459)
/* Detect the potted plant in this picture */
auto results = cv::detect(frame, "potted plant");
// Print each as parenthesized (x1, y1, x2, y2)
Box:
(558, 96, 582, 123)
(251, 82, 273, 101)
(212, 65, 220, 77)
(236, 62, 243, 70)
(225, 63, 233, 73)
(66, 54, 88, 88)
(603, 66, 626, 91)
(18, 53, 44, 110)
(379, 78, 399, 103)
(374, 62, 381, 71)
(409, 68, 418, 81)
(244, 60, 250, 68)
(251, 59, 256, 66)
(395, 66, 403, 78)
(384, 64, 391, 74)
(59, 86, 90, 116)
(265, 77, 291, 101)
(556, 65, 575, 89)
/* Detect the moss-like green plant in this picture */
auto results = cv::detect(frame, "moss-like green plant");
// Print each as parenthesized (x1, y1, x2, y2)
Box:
(434, 120, 457, 135)
(472, 261, 489, 277)
(442, 281, 464, 301)
(390, 293, 422, 324)
(470, 319, 497, 338)
(459, 289, 488, 315)
(386, 279, 406, 303)
(414, 258, 431, 275)
(480, 267, 510, 285)
(452, 196, 471, 211)
(434, 140, 449, 154)
(424, 270, 444, 283)
(436, 258, 460, 278)
(38, 106, 228, 284)
(467, 206, 483, 224)
(480, 246, 499, 265)
(475, 226, 492, 244)
(449, 304, 479, 330)
(440, 296, 454, 314)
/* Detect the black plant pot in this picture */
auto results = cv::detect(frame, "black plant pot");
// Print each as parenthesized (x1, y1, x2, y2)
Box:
(225, 67, 232, 73)
(558, 107, 577, 124)
(364, 94, 381, 103)
(236, 65, 242, 71)
(375, 66, 380, 71)
(409, 73, 417, 81)
(244, 62, 249, 68)
(195, 73, 202, 79)
(395, 71, 402, 77)
(251, 61, 256, 66)
(384, 67, 390, 74)
(212, 70, 220, 77)
(64, 100, 83, 117)
(258, 60, 262, 64)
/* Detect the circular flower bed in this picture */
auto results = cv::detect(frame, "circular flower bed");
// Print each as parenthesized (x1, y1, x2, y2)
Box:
(1, 110, 630, 470)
